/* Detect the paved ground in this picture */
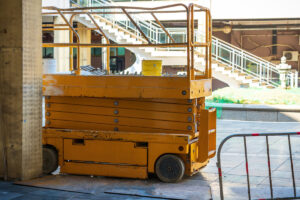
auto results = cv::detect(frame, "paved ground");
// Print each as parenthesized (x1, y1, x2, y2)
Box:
(1, 120, 300, 200)
(206, 120, 300, 200)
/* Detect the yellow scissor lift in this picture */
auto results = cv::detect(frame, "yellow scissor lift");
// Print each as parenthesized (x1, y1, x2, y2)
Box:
(42, 3, 216, 182)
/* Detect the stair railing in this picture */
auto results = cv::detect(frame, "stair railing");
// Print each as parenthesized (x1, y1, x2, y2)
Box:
(212, 36, 281, 87)
(72, 0, 164, 44)
(70, 0, 298, 88)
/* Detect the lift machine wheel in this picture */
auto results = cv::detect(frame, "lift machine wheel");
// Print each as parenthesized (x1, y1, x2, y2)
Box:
(43, 146, 58, 174)
(155, 154, 185, 183)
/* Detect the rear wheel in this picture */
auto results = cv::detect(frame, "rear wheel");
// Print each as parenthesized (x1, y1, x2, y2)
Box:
(155, 154, 185, 183)
(43, 146, 58, 174)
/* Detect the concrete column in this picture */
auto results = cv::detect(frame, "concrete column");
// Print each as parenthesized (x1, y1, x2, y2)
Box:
(54, 16, 70, 72)
(0, 0, 42, 180)
(77, 23, 91, 66)
(102, 37, 107, 71)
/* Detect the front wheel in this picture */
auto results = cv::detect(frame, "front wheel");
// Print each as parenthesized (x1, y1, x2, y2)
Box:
(43, 146, 58, 174)
(155, 154, 185, 183)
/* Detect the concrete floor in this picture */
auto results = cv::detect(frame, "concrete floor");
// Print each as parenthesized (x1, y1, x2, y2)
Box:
(206, 120, 300, 200)
(1, 120, 300, 200)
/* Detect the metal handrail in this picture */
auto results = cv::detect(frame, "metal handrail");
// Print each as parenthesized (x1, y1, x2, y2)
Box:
(72, 0, 165, 44)
(69, 0, 299, 87)
(212, 37, 280, 87)
(212, 36, 299, 88)
(217, 132, 300, 200)
(67, 1, 299, 87)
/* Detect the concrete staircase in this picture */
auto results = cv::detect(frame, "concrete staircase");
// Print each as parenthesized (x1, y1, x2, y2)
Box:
(77, 13, 276, 88)
(76, 14, 196, 73)
(68, 0, 298, 88)
(211, 60, 272, 88)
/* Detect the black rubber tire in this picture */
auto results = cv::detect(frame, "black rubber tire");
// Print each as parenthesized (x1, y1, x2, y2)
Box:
(43, 147, 58, 174)
(155, 154, 185, 183)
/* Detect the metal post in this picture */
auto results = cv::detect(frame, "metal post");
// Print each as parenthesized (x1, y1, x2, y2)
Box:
(216, 39, 219, 61)
(259, 62, 262, 84)
(266, 136, 273, 198)
(232, 50, 235, 70)
(288, 135, 297, 197)
(217, 160, 224, 200)
(229, 51, 232, 70)
(243, 136, 251, 200)
(267, 63, 270, 84)
(241, 51, 244, 72)
(290, 72, 294, 88)
(295, 72, 298, 88)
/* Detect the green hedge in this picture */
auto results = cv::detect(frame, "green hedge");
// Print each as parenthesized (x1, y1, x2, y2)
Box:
(206, 87, 300, 105)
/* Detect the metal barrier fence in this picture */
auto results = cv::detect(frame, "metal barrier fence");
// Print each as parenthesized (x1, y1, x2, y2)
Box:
(216, 132, 300, 200)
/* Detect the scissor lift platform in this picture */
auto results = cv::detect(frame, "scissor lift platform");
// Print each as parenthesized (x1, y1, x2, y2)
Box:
(43, 74, 212, 99)
(42, 3, 216, 182)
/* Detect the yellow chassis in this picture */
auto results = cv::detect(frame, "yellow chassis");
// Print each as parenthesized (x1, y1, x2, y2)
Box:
(43, 126, 215, 179)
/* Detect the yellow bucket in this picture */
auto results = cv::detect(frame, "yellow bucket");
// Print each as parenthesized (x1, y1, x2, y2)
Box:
(142, 60, 162, 76)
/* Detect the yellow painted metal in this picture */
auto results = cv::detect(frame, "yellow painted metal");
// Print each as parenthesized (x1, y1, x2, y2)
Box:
(43, 75, 212, 99)
(46, 111, 194, 132)
(190, 141, 199, 163)
(47, 103, 194, 123)
(64, 139, 147, 165)
(61, 162, 148, 179)
(142, 60, 162, 76)
(42, 120, 215, 178)
(45, 119, 189, 134)
(42, 128, 191, 144)
(45, 96, 196, 114)
(45, 96, 197, 134)
(197, 108, 217, 163)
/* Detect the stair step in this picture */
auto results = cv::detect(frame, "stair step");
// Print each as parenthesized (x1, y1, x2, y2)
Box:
(223, 66, 232, 71)
(252, 79, 260, 83)
(240, 83, 250, 88)
(238, 73, 247, 76)
(245, 76, 253, 80)
(218, 63, 226, 67)
(266, 85, 275, 89)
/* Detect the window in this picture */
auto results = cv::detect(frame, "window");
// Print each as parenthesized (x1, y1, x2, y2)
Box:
(110, 48, 117, 56)
(110, 48, 126, 56)
(73, 48, 77, 59)
(92, 48, 102, 57)
(43, 47, 54, 59)
(117, 48, 125, 56)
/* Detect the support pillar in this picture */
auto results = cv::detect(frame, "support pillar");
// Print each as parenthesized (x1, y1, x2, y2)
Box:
(78, 23, 91, 66)
(54, 16, 70, 72)
(102, 37, 108, 71)
(0, 0, 42, 180)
